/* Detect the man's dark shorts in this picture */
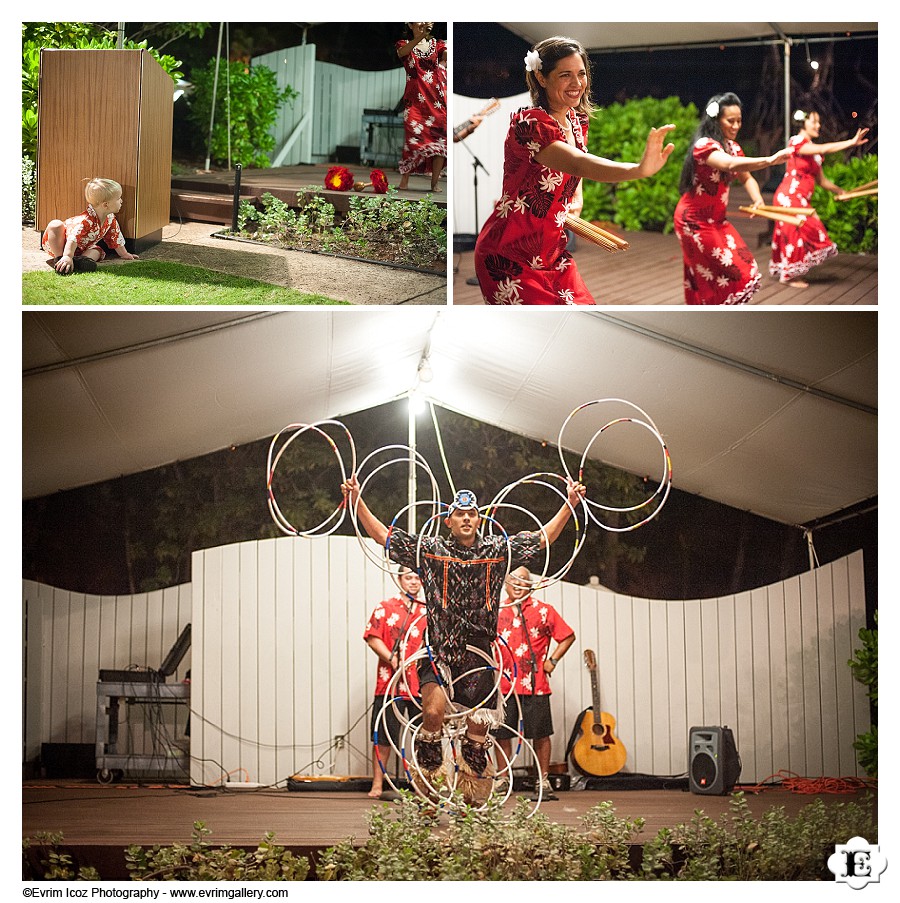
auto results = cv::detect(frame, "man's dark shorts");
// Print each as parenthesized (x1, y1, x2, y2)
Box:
(417, 644, 499, 712)
(494, 694, 553, 741)
(371, 695, 418, 750)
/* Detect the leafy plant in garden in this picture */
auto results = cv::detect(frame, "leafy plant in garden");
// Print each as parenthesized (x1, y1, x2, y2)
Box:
(236, 189, 446, 269)
(812, 155, 878, 255)
(848, 611, 877, 777)
(583, 96, 698, 234)
(187, 60, 298, 168)
(22, 831, 100, 880)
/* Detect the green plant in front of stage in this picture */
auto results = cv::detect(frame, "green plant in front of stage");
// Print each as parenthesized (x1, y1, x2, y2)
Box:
(22, 831, 100, 880)
(318, 791, 876, 881)
(848, 611, 878, 777)
(124, 821, 310, 881)
(237, 189, 446, 269)
(668, 792, 877, 880)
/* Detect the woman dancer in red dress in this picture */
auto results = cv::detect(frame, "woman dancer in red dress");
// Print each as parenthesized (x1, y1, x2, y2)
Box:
(674, 93, 792, 305)
(474, 36, 675, 306)
(769, 111, 869, 289)
(396, 23, 447, 193)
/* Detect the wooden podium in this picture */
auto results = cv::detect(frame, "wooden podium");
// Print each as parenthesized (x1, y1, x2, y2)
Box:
(37, 49, 173, 252)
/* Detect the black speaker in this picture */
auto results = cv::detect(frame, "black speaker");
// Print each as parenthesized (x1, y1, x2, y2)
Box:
(688, 726, 742, 794)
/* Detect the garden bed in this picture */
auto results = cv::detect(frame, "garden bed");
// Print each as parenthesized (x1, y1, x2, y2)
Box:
(232, 188, 447, 276)
(211, 229, 445, 276)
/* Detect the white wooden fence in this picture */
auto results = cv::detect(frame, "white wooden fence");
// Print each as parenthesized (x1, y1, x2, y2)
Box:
(252, 43, 406, 166)
(24, 542, 869, 788)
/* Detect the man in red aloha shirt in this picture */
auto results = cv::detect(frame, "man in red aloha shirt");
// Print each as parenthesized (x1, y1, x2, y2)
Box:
(495, 566, 575, 801)
(363, 567, 427, 799)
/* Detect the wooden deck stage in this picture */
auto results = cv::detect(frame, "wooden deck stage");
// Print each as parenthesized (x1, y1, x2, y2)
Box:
(452, 199, 877, 306)
(22, 779, 876, 879)
(171, 163, 446, 225)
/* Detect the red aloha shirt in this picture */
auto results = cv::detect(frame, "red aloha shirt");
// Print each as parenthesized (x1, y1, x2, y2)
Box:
(42, 204, 126, 259)
(497, 596, 573, 696)
(363, 595, 427, 698)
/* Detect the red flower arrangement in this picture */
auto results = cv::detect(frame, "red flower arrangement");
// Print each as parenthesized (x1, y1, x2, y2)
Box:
(353, 169, 390, 193)
(324, 166, 354, 191)
(370, 169, 389, 193)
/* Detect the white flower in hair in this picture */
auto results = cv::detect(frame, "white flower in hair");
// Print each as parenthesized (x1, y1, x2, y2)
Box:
(706, 100, 720, 118)
(793, 109, 807, 121)
(524, 49, 543, 72)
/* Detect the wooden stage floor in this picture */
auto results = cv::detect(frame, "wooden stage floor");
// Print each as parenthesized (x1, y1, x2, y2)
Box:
(452, 200, 876, 306)
(22, 779, 876, 879)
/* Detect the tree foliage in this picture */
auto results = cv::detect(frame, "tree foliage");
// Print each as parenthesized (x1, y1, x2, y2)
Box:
(813, 154, 878, 254)
(185, 59, 298, 168)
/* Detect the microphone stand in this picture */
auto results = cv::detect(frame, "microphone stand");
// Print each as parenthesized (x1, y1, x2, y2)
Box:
(454, 132, 490, 284)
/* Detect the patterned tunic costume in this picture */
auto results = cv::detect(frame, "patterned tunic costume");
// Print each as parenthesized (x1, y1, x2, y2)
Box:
(768, 134, 838, 280)
(497, 596, 574, 697)
(474, 107, 593, 305)
(41, 204, 126, 260)
(396, 38, 447, 176)
(674, 137, 761, 305)
(387, 527, 541, 713)
(363, 596, 427, 698)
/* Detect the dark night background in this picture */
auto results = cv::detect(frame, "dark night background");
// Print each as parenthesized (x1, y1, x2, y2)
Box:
(22, 399, 876, 622)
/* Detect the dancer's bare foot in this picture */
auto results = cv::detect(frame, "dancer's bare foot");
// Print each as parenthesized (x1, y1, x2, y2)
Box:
(367, 786, 383, 799)
(781, 277, 809, 289)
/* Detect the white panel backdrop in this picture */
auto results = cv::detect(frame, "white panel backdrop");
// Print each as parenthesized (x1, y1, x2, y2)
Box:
(253, 44, 405, 166)
(188, 538, 869, 788)
(23, 545, 869, 787)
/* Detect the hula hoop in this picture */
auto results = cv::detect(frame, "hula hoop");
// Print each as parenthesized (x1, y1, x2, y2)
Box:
(557, 399, 672, 532)
(485, 474, 588, 591)
(266, 420, 356, 537)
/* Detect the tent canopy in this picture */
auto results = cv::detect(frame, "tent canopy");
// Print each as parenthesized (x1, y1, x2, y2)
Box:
(497, 22, 877, 53)
(23, 310, 876, 528)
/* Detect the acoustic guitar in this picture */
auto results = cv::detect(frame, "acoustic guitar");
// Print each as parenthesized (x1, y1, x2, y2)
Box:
(569, 649, 627, 776)
(453, 98, 501, 141)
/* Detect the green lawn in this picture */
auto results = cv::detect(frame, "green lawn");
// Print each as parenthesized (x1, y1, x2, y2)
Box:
(22, 261, 347, 305)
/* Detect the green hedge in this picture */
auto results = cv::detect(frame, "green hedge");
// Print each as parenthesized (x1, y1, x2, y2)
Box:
(582, 96, 698, 234)
(813, 155, 878, 254)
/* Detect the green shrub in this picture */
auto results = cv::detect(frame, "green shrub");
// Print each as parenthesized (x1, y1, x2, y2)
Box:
(187, 61, 298, 169)
(318, 791, 875, 880)
(125, 822, 310, 881)
(22, 831, 100, 880)
(583, 96, 698, 234)
(812, 155, 878, 254)
(848, 612, 878, 777)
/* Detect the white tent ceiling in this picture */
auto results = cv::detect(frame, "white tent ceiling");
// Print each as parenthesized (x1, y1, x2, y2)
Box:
(23, 309, 876, 529)
(497, 22, 877, 52)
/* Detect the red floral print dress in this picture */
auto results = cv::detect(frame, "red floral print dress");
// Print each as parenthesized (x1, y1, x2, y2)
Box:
(474, 107, 593, 305)
(396, 38, 447, 175)
(41, 204, 125, 260)
(768, 134, 838, 280)
(674, 137, 761, 305)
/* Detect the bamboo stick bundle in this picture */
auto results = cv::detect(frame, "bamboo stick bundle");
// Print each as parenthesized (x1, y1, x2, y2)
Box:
(836, 187, 879, 201)
(757, 205, 817, 217)
(564, 214, 630, 252)
(738, 206, 802, 226)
